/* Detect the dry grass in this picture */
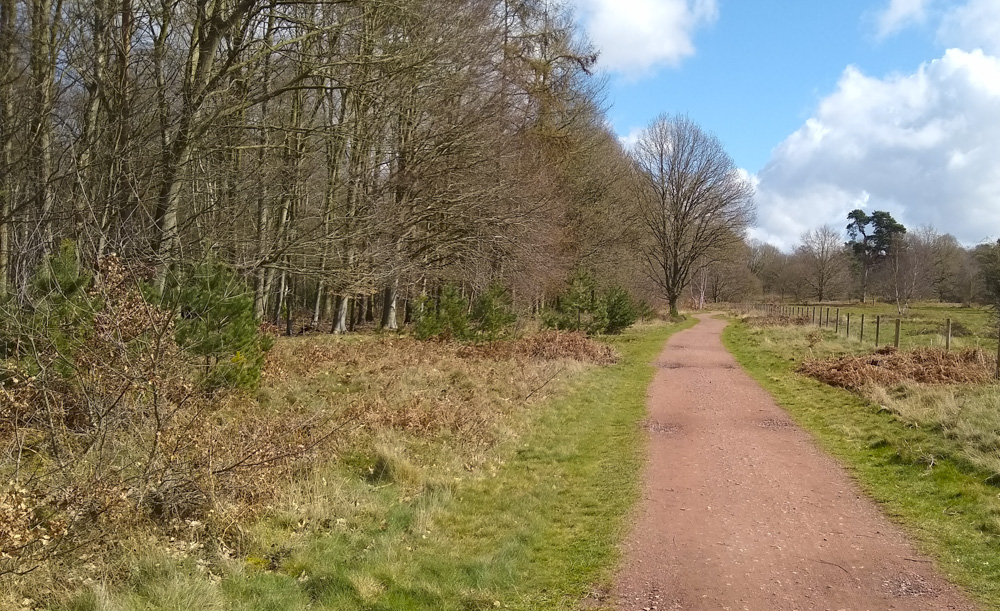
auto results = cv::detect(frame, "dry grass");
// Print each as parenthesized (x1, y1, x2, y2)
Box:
(462, 331, 621, 365)
(262, 332, 607, 445)
(11, 329, 618, 608)
(742, 313, 813, 328)
(798, 346, 996, 390)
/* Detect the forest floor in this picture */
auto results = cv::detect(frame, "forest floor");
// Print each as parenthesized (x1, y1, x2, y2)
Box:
(613, 314, 979, 610)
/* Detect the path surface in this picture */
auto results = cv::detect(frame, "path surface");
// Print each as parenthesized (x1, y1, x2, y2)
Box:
(613, 315, 978, 611)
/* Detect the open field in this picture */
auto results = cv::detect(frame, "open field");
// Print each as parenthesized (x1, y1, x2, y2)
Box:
(748, 301, 996, 352)
(16, 320, 695, 610)
(724, 305, 1000, 608)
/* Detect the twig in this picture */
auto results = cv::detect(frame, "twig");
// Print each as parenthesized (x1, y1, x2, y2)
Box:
(524, 365, 566, 401)
(211, 411, 363, 476)
(806, 557, 852, 576)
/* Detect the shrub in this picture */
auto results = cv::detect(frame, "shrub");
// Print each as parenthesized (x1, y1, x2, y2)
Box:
(543, 273, 644, 335)
(414, 285, 470, 340)
(153, 258, 273, 390)
(604, 285, 639, 335)
(542, 271, 608, 335)
(470, 284, 517, 340)
(0, 251, 187, 576)
(0, 251, 331, 580)
(414, 284, 518, 341)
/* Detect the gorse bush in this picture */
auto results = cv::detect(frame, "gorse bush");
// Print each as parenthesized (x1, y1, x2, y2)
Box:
(414, 284, 517, 341)
(151, 258, 274, 390)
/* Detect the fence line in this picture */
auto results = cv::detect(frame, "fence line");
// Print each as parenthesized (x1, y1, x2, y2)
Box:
(739, 303, 956, 351)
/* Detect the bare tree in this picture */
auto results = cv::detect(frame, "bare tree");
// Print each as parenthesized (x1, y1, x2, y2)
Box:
(796, 224, 849, 302)
(880, 227, 938, 314)
(632, 114, 755, 316)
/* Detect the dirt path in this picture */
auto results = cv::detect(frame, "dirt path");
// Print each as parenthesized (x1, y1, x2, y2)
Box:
(613, 314, 978, 611)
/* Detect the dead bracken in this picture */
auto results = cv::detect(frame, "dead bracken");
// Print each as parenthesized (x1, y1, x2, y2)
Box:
(798, 346, 996, 391)
(459, 331, 621, 366)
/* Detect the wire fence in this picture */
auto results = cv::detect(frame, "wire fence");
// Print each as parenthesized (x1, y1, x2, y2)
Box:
(739, 303, 957, 350)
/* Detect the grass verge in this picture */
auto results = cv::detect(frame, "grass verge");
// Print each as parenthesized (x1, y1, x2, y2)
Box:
(57, 319, 694, 611)
(723, 320, 1000, 608)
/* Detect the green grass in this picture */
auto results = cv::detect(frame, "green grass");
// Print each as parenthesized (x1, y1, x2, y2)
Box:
(723, 320, 1000, 608)
(63, 318, 695, 611)
(777, 302, 995, 351)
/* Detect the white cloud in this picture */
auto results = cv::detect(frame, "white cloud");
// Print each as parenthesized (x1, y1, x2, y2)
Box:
(570, 0, 718, 77)
(938, 0, 1000, 54)
(753, 49, 1000, 250)
(872, 0, 1000, 53)
(618, 126, 645, 150)
(875, 0, 929, 39)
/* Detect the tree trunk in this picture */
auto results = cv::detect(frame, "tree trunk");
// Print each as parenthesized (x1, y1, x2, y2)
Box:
(312, 280, 325, 327)
(0, 0, 14, 294)
(380, 280, 398, 330)
(30, 0, 57, 258)
(284, 275, 295, 336)
(332, 295, 348, 334)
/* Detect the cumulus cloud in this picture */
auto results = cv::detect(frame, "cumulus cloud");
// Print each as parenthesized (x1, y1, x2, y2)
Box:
(618, 126, 645, 150)
(753, 49, 1000, 250)
(875, 0, 929, 39)
(938, 0, 1000, 54)
(570, 0, 717, 77)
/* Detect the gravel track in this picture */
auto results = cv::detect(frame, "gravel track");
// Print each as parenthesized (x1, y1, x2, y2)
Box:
(612, 314, 978, 611)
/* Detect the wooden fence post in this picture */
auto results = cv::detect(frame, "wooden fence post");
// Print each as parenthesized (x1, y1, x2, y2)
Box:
(894, 318, 901, 348)
(946, 318, 952, 351)
(846, 313, 851, 338)
(995, 326, 1000, 381)
(825, 308, 830, 327)
(875, 316, 880, 347)
(860, 314, 865, 341)
(835, 308, 840, 333)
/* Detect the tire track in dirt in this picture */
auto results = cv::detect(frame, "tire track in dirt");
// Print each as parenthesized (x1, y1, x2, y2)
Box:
(613, 314, 978, 611)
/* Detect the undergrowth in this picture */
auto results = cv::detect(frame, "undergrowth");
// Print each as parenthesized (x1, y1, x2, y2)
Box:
(23, 319, 691, 609)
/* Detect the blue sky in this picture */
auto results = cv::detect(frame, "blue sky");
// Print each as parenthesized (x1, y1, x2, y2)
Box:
(605, 1, 940, 173)
(571, 0, 1000, 249)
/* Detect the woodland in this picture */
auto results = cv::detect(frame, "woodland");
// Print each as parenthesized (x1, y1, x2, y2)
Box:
(0, 0, 756, 603)
(3, 0, 1000, 605)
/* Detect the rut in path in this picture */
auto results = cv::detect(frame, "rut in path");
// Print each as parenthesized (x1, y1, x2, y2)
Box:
(613, 314, 978, 611)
